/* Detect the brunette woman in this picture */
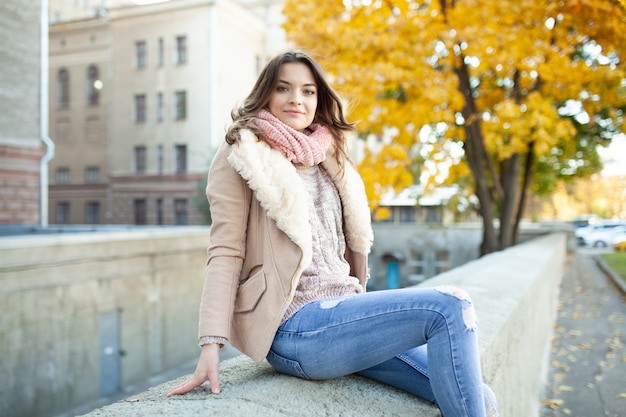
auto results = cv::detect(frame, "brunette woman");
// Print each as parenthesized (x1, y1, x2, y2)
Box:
(167, 51, 498, 417)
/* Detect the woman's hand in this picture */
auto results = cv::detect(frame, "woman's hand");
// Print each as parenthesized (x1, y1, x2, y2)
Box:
(166, 344, 221, 396)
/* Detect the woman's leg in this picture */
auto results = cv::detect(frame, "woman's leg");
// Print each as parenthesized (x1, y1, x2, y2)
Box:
(266, 287, 496, 417)
(356, 344, 435, 402)
(357, 345, 499, 417)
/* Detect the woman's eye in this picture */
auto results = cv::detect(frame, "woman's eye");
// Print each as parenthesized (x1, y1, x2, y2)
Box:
(304, 89, 316, 95)
(277, 86, 288, 92)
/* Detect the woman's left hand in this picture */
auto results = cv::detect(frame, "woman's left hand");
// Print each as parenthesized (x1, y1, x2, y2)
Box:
(166, 344, 221, 396)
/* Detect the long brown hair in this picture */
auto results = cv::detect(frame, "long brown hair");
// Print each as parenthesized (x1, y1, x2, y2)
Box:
(226, 51, 355, 170)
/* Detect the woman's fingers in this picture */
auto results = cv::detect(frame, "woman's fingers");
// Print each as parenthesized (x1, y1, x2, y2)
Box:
(166, 344, 222, 397)
(206, 366, 221, 394)
(166, 374, 205, 397)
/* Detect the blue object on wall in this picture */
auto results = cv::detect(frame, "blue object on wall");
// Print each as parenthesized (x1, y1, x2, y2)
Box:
(387, 261, 400, 289)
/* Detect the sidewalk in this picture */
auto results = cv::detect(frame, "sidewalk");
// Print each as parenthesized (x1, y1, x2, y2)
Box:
(539, 248, 626, 417)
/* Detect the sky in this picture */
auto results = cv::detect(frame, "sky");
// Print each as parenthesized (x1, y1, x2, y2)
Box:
(598, 133, 626, 177)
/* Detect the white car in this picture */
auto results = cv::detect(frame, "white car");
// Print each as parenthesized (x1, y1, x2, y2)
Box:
(581, 224, 626, 247)
(575, 223, 604, 245)
(611, 229, 626, 248)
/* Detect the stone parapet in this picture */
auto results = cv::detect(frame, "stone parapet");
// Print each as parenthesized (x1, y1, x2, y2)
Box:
(81, 233, 566, 417)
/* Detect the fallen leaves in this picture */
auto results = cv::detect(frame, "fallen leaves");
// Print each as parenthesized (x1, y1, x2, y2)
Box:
(539, 252, 626, 416)
(540, 398, 563, 410)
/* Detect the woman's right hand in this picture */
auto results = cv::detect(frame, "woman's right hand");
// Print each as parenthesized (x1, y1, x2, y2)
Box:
(166, 344, 221, 396)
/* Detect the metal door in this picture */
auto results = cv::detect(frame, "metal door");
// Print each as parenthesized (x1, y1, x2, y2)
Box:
(99, 311, 121, 396)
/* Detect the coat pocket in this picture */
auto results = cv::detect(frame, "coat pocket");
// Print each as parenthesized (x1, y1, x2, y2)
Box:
(234, 269, 267, 313)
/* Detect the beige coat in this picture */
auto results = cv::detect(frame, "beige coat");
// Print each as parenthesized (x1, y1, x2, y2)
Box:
(198, 129, 373, 363)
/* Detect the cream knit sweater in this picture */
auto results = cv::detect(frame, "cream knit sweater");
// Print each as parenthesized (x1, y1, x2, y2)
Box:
(280, 164, 363, 322)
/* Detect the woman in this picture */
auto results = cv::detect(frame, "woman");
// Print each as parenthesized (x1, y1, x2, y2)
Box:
(167, 51, 498, 417)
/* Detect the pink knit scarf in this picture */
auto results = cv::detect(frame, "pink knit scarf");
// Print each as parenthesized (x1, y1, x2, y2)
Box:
(249, 109, 332, 166)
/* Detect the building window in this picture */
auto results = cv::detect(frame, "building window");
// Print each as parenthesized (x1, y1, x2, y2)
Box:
(85, 166, 100, 182)
(399, 206, 416, 223)
(56, 167, 70, 183)
(158, 37, 164, 66)
(85, 202, 101, 224)
(57, 68, 70, 108)
(175, 145, 187, 174)
(407, 249, 425, 284)
(174, 199, 188, 225)
(425, 206, 442, 223)
(134, 199, 147, 225)
(135, 146, 146, 174)
(134, 94, 146, 122)
(176, 35, 187, 64)
(435, 250, 450, 274)
(156, 198, 164, 225)
(157, 145, 164, 175)
(56, 202, 70, 224)
(157, 92, 164, 121)
(174, 91, 186, 120)
(135, 41, 146, 68)
(86, 65, 100, 106)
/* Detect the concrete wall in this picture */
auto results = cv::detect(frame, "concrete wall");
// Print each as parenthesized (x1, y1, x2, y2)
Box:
(0, 227, 211, 417)
(369, 222, 574, 289)
(369, 223, 482, 289)
(76, 233, 565, 417)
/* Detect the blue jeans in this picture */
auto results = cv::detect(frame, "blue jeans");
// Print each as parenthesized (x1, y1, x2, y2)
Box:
(266, 287, 498, 417)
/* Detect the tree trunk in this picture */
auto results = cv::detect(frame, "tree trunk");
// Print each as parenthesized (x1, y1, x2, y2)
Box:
(455, 58, 498, 255)
(499, 153, 521, 249)
(513, 142, 535, 244)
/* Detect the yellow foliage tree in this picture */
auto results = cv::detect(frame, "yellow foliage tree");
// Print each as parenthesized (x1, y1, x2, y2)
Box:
(282, 0, 626, 254)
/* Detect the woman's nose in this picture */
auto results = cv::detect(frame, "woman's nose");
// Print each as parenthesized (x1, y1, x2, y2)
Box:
(289, 91, 302, 104)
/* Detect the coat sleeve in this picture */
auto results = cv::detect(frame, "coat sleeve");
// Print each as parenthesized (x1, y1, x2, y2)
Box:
(198, 142, 251, 340)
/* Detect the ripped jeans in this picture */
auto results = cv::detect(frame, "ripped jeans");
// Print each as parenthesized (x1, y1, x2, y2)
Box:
(266, 287, 498, 417)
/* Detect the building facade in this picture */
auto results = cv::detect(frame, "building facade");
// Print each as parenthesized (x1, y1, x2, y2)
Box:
(48, 0, 268, 226)
(49, 18, 111, 225)
(0, 1, 47, 225)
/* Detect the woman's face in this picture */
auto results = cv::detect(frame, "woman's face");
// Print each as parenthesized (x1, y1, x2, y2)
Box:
(267, 62, 318, 131)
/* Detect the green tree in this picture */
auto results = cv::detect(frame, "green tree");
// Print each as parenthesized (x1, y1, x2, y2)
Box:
(282, 0, 626, 254)
(193, 174, 212, 225)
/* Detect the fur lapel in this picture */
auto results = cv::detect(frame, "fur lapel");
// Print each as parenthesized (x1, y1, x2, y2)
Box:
(227, 129, 373, 268)
(321, 148, 374, 256)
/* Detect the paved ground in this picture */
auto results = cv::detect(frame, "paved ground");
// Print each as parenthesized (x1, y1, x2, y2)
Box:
(539, 247, 626, 417)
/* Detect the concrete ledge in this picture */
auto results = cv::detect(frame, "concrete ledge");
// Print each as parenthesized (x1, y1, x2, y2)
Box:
(82, 233, 566, 417)
(84, 355, 439, 416)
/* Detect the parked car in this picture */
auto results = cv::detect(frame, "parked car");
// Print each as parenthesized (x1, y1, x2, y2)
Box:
(575, 221, 625, 245)
(613, 240, 626, 252)
(612, 231, 626, 252)
(581, 224, 626, 247)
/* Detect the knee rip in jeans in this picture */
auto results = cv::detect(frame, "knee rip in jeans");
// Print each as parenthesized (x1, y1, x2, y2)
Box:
(434, 285, 478, 331)
(319, 297, 347, 309)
